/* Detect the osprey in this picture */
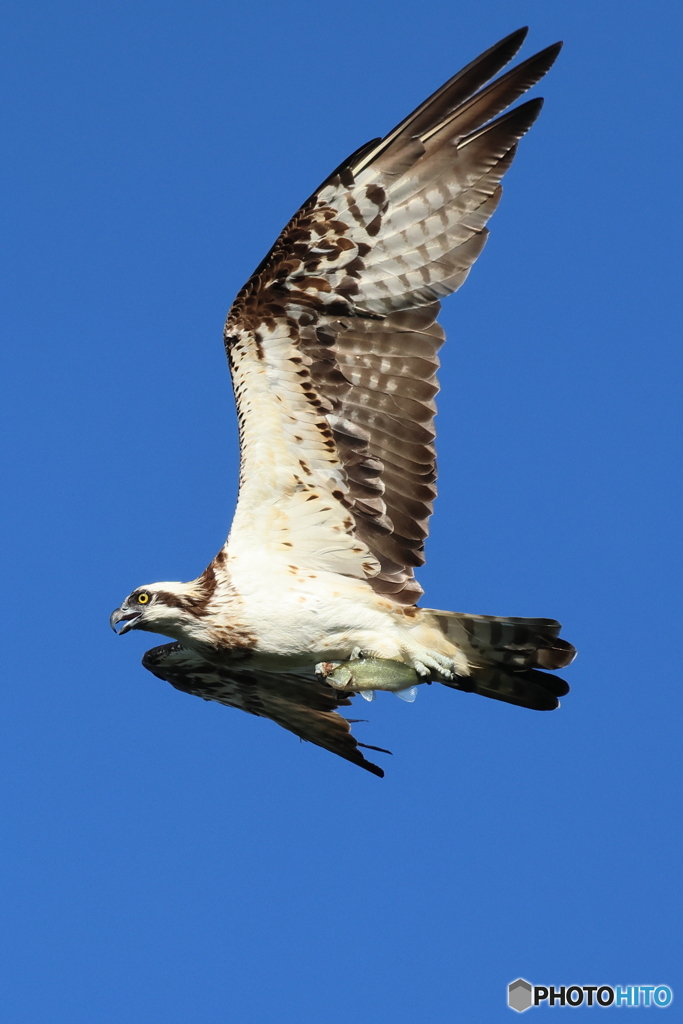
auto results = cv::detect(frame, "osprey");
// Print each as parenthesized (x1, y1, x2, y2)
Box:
(111, 28, 575, 777)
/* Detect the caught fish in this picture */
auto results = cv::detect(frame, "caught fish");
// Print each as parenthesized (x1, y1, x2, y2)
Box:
(317, 657, 420, 694)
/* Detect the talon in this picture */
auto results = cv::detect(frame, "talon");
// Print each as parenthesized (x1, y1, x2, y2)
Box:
(405, 648, 458, 680)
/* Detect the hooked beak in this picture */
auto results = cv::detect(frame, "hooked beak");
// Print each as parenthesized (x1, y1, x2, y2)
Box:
(110, 607, 141, 635)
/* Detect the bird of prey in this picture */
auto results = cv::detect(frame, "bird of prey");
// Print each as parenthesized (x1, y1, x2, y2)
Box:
(111, 28, 575, 777)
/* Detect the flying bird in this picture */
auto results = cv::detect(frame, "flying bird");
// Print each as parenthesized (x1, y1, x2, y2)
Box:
(111, 28, 575, 777)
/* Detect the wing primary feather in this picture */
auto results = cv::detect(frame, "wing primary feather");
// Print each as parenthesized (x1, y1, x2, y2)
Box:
(456, 95, 545, 151)
(351, 28, 531, 174)
(357, 742, 393, 755)
(420, 42, 562, 145)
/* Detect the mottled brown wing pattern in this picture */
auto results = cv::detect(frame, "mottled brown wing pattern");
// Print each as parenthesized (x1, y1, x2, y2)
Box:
(295, 306, 444, 602)
(142, 644, 390, 777)
(225, 30, 561, 603)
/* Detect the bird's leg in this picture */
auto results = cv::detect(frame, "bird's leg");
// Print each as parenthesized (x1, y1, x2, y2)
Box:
(399, 641, 468, 680)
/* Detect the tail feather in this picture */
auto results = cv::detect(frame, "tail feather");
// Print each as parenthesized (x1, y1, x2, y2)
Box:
(442, 665, 570, 712)
(423, 609, 576, 711)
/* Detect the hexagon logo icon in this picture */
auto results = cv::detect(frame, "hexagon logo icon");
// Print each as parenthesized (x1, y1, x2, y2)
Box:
(508, 978, 533, 1012)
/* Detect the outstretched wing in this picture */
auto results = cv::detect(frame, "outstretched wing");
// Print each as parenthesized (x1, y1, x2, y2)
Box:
(224, 29, 561, 604)
(142, 644, 390, 777)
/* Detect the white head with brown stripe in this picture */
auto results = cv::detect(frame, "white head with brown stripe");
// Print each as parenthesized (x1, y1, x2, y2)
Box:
(110, 578, 213, 639)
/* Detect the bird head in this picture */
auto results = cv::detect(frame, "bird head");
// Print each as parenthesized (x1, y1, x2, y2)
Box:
(110, 582, 202, 640)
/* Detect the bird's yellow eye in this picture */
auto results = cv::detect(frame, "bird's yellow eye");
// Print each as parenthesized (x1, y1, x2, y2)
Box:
(137, 592, 150, 605)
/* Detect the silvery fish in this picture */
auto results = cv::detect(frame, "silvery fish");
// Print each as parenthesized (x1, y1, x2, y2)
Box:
(319, 658, 420, 694)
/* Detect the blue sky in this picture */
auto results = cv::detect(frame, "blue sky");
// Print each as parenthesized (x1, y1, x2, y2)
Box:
(1, 1, 681, 1021)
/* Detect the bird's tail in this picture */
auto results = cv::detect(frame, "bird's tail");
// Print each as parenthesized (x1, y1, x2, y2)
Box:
(421, 609, 576, 710)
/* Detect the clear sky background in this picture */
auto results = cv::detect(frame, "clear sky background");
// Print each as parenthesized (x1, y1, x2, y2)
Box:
(1, 1, 681, 1021)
